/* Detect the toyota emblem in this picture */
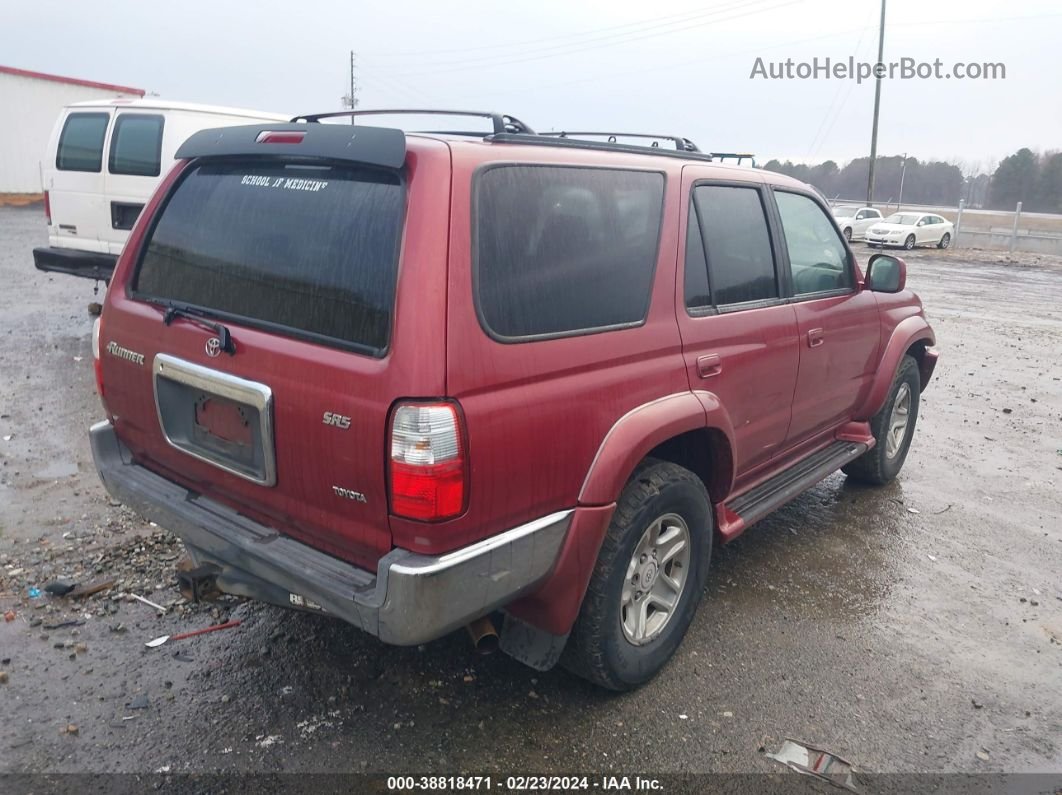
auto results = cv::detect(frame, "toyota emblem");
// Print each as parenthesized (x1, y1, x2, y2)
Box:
(205, 337, 222, 358)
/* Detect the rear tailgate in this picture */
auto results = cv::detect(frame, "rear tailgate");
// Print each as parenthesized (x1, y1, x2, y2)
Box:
(98, 125, 452, 569)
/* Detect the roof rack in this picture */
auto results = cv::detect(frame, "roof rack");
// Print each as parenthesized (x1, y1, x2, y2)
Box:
(710, 152, 757, 166)
(488, 132, 718, 164)
(289, 109, 535, 135)
(541, 131, 701, 153)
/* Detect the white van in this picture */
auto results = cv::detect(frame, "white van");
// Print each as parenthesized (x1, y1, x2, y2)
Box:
(34, 98, 288, 281)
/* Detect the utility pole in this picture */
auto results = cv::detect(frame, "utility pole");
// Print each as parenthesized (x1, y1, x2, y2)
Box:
(897, 152, 907, 210)
(342, 50, 359, 123)
(866, 0, 887, 206)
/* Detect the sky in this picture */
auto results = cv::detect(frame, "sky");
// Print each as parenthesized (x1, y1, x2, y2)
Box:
(3, 0, 1059, 171)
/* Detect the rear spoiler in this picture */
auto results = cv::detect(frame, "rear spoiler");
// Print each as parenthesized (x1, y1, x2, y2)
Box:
(174, 123, 406, 169)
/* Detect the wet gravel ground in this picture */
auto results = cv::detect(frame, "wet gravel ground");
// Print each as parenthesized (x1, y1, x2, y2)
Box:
(0, 206, 1060, 787)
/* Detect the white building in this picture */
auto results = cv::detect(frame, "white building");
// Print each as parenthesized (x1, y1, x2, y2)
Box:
(0, 65, 143, 195)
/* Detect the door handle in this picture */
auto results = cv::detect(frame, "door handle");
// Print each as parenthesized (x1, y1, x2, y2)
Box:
(807, 328, 825, 348)
(696, 354, 722, 378)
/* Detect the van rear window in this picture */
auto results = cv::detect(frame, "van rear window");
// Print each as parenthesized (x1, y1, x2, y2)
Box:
(109, 114, 164, 177)
(134, 161, 404, 354)
(56, 113, 109, 172)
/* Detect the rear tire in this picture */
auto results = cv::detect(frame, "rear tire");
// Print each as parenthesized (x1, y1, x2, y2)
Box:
(938, 233, 951, 249)
(843, 227, 853, 242)
(904, 234, 916, 250)
(561, 459, 712, 691)
(843, 355, 921, 485)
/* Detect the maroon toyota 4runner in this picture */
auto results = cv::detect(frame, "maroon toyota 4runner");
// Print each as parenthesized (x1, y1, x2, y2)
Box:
(89, 110, 938, 690)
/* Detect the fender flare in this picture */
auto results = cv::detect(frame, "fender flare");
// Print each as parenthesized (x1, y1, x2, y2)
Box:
(854, 316, 935, 421)
(578, 391, 736, 506)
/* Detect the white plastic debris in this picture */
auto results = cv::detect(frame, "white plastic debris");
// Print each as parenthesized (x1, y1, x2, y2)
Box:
(766, 739, 862, 793)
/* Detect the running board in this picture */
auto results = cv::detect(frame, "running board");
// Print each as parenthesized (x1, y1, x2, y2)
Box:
(725, 440, 868, 527)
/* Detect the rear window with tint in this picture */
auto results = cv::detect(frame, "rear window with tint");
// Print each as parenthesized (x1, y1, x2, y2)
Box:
(109, 114, 164, 177)
(475, 165, 664, 339)
(56, 113, 109, 172)
(134, 161, 404, 354)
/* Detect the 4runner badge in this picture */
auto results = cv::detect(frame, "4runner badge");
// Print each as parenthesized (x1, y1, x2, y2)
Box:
(105, 341, 145, 366)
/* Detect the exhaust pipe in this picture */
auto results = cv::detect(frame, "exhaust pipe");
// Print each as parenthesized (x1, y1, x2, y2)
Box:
(466, 616, 499, 655)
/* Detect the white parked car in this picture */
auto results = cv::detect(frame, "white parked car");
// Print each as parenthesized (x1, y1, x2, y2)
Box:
(831, 205, 882, 241)
(865, 212, 954, 250)
(34, 98, 288, 282)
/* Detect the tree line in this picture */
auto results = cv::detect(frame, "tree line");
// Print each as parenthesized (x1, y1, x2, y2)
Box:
(762, 148, 1061, 213)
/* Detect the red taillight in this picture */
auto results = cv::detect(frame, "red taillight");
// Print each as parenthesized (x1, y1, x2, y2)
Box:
(43, 190, 51, 225)
(255, 131, 306, 145)
(389, 402, 466, 522)
(91, 315, 105, 400)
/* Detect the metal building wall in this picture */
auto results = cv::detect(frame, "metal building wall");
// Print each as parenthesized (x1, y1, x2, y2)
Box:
(0, 72, 140, 194)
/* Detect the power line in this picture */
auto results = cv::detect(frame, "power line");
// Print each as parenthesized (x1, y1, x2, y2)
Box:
(374, 0, 802, 78)
(361, 1, 772, 59)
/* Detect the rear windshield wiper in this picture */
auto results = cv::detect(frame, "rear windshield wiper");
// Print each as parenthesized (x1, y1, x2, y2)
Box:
(160, 304, 236, 355)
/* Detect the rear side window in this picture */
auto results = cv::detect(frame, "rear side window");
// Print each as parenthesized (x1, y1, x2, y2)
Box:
(692, 185, 777, 306)
(109, 114, 164, 177)
(475, 165, 664, 339)
(56, 113, 109, 172)
(134, 161, 404, 354)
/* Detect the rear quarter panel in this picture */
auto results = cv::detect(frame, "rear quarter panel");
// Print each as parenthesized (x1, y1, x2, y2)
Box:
(417, 144, 689, 556)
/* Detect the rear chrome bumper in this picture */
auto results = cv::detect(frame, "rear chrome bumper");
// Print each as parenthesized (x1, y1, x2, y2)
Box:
(90, 421, 572, 645)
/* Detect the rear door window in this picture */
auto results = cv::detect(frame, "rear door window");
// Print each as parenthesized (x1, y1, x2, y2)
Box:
(692, 185, 778, 306)
(474, 165, 664, 339)
(134, 161, 404, 354)
(56, 113, 110, 172)
(109, 114, 164, 177)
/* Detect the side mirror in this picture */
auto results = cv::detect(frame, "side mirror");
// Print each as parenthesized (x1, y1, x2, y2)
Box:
(866, 253, 906, 293)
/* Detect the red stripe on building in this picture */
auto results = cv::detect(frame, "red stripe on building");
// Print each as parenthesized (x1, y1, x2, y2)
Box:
(0, 65, 144, 96)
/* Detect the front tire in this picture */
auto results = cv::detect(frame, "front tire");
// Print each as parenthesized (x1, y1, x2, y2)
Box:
(843, 355, 921, 485)
(938, 233, 951, 249)
(843, 227, 853, 242)
(904, 234, 916, 250)
(562, 459, 712, 690)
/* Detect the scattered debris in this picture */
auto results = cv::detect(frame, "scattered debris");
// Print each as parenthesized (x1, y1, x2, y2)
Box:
(61, 724, 79, 736)
(3, 610, 15, 623)
(2, 434, 12, 442)
(906, 507, 920, 515)
(766, 739, 862, 793)
(69, 578, 116, 599)
(933, 504, 953, 515)
(0, 671, 9, 684)
(256, 734, 282, 749)
(927, 554, 938, 562)
(971, 699, 984, 709)
(145, 619, 241, 648)
(127, 694, 150, 710)
(679, 714, 689, 720)
(44, 580, 77, 597)
(1002, 408, 1013, 414)
(42, 619, 85, 630)
(27, 587, 42, 598)
(976, 749, 990, 762)
(130, 593, 168, 614)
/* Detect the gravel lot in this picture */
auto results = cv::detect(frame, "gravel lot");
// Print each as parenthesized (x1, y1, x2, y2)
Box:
(1, 205, 1060, 790)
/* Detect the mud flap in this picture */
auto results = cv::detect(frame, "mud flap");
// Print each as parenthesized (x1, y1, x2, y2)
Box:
(499, 613, 569, 671)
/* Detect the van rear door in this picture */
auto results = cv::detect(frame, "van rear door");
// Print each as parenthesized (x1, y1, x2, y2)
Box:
(46, 109, 114, 257)
(99, 125, 451, 569)
(100, 111, 166, 251)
